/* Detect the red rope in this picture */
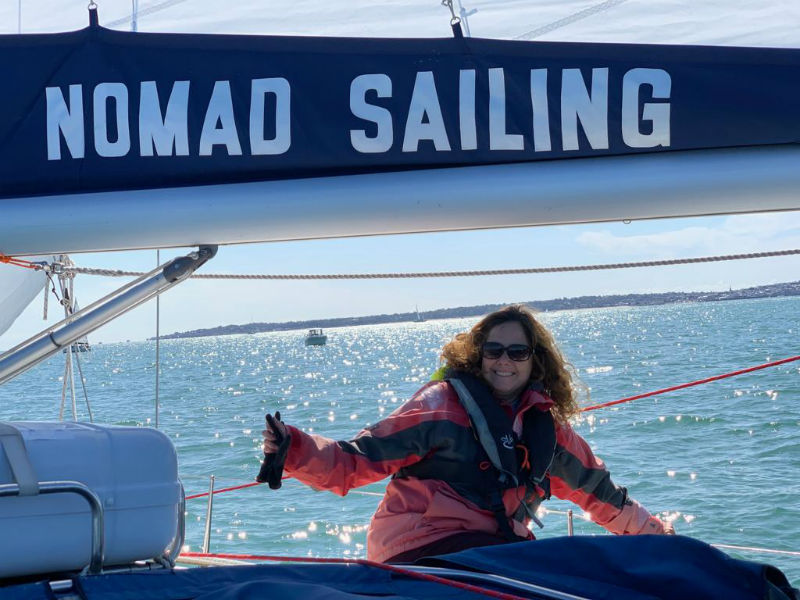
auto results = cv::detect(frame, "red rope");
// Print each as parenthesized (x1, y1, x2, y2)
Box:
(581, 355, 800, 412)
(184, 355, 798, 500)
(0, 254, 39, 269)
(180, 551, 529, 600)
(185, 481, 262, 500)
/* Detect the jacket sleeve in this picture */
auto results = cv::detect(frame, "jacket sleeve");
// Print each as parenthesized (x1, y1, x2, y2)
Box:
(548, 422, 665, 535)
(282, 381, 467, 496)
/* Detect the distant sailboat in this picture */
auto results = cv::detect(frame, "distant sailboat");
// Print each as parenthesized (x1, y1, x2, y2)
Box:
(413, 306, 425, 323)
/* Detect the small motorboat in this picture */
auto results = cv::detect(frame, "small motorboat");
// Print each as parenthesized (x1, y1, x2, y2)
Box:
(304, 329, 327, 346)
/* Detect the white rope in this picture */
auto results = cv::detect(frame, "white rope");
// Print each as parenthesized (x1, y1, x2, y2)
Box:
(64, 249, 800, 280)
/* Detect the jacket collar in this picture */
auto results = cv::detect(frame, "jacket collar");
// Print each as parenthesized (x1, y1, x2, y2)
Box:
(519, 383, 555, 412)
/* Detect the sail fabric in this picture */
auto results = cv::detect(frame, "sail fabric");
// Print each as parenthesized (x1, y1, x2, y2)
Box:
(2, 20, 800, 201)
(423, 535, 800, 600)
(4, 1, 800, 47)
(0, 260, 49, 339)
(1, 536, 795, 600)
(70, 562, 482, 600)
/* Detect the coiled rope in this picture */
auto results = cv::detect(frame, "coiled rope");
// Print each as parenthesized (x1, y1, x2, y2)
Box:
(43, 248, 800, 280)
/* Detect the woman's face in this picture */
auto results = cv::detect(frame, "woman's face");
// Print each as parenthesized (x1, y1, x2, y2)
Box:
(480, 321, 533, 403)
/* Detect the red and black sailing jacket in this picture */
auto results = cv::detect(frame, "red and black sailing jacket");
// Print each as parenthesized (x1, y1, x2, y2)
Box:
(283, 374, 666, 563)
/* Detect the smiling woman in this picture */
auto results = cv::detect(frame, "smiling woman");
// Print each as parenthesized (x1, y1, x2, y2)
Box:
(480, 325, 536, 403)
(440, 304, 579, 422)
(261, 303, 672, 564)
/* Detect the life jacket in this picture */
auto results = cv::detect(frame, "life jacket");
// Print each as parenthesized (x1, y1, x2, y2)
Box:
(395, 371, 557, 541)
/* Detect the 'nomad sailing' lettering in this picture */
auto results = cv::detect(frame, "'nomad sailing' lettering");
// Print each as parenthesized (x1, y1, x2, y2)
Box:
(350, 67, 671, 154)
(46, 78, 291, 160)
(45, 67, 670, 160)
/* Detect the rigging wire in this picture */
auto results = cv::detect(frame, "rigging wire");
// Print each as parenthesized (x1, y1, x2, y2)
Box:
(72, 349, 94, 422)
(105, 0, 192, 28)
(181, 536, 800, 563)
(155, 249, 161, 429)
(56, 257, 79, 421)
(24, 256, 95, 421)
(180, 478, 800, 558)
(515, 0, 628, 40)
(53, 248, 800, 280)
(454, 0, 475, 37)
(131, 0, 139, 32)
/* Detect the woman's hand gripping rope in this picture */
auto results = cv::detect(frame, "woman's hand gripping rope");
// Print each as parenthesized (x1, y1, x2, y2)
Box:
(257, 411, 291, 489)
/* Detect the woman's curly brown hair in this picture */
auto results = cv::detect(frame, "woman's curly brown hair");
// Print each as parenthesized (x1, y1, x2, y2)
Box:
(440, 304, 580, 423)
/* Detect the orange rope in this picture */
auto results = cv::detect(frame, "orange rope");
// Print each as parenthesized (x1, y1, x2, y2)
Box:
(180, 552, 529, 600)
(0, 254, 40, 269)
(581, 355, 800, 412)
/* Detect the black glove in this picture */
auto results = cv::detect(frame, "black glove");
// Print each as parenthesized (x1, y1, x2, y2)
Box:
(256, 411, 291, 489)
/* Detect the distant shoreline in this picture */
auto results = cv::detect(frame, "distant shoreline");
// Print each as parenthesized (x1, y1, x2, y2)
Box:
(153, 281, 800, 340)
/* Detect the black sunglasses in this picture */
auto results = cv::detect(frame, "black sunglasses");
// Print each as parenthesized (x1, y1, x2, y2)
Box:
(481, 342, 533, 362)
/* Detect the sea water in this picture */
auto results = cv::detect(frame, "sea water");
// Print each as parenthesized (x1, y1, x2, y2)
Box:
(1, 297, 798, 586)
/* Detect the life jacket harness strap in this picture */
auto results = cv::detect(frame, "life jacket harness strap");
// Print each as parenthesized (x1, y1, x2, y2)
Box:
(449, 378, 509, 478)
(395, 373, 557, 538)
(448, 374, 527, 540)
(449, 373, 557, 535)
(488, 488, 527, 542)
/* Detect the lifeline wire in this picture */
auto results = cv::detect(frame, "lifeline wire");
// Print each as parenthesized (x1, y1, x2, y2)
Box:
(59, 248, 800, 280)
(183, 355, 799, 500)
(181, 483, 800, 559)
(180, 350, 800, 561)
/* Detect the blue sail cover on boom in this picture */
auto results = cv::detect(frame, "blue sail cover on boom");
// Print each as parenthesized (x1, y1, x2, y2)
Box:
(0, 535, 796, 599)
(2, 13, 800, 200)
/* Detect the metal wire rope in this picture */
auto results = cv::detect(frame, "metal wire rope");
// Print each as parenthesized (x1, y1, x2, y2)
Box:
(515, 0, 628, 40)
(62, 248, 800, 280)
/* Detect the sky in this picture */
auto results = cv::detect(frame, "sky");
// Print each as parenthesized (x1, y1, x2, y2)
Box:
(2, 210, 799, 346)
(2, 0, 800, 346)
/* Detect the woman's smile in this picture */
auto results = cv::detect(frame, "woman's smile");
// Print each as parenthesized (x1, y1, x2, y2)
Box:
(480, 321, 533, 403)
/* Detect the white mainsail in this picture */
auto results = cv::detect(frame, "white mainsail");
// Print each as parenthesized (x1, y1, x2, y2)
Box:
(4, 1, 800, 46)
(0, 259, 52, 338)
